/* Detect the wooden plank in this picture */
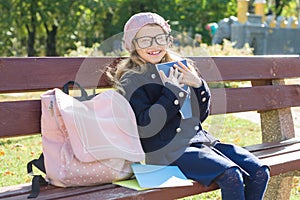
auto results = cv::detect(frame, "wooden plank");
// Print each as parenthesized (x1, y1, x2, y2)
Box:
(64, 183, 218, 200)
(210, 84, 300, 114)
(0, 56, 299, 93)
(0, 100, 41, 137)
(1, 84, 300, 138)
(251, 142, 300, 159)
(1, 181, 218, 200)
(192, 56, 300, 82)
(244, 138, 300, 152)
(0, 57, 120, 93)
(0, 183, 32, 199)
(260, 151, 300, 176)
(0, 184, 117, 200)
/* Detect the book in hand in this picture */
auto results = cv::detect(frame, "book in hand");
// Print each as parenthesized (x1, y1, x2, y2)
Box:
(130, 163, 193, 189)
(156, 59, 188, 79)
(156, 60, 192, 119)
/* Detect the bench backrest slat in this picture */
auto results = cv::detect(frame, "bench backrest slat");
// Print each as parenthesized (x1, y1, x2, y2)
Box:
(211, 85, 300, 114)
(0, 100, 41, 137)
(192, 56, 300, 81)
(1, 85, 300, 138)
(1, 56, 299, 93)
(0, 57, 118, 93)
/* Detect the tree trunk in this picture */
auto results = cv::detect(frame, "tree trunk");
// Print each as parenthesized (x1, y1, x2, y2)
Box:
(26, 25, 36, 57)
(275, 0, 284, 16)
(26, 2, 37, 57)
(45, 25, 58, 56)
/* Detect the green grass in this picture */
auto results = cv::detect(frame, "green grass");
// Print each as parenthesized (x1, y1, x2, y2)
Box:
(0, 135, 42, 186)
(202, 114, 262, 146)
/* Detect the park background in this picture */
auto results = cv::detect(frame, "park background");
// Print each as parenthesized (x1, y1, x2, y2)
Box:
(0, 0, 300, 199)
(0, 0, 299, 57)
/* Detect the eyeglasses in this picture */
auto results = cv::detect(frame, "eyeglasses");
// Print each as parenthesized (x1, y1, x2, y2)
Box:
(134, 34, 170, 49)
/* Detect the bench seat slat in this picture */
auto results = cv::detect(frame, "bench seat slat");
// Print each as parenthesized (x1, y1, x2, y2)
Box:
(260, 151, 300, 176)
(0, 181, 218, 200)
(0, 183, 116, 199)
(0, 183, 32, 199)
(251, 141, 300, 159)
(63, 183, 218, 200)
(244, 138, 300, 152)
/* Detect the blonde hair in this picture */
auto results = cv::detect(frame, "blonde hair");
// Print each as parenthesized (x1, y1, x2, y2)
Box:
(107, 50, 173, 93)
(106, 50, 198, 95)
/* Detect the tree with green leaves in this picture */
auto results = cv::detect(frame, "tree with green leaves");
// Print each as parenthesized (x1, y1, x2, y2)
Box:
(0, 0, 298, 56)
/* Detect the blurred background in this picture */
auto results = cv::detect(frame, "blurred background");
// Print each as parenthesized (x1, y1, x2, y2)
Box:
(0, 0, 299, 57)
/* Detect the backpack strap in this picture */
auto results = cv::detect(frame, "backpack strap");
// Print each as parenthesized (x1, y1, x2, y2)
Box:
(27, 175, 48, 198)
(62, 81, 89, 100)
(62, 80, 97, 101)
(27, 153, 46, 174)
(27, 153, 48, 198)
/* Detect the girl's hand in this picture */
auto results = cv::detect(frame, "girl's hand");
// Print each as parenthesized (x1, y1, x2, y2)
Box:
(174, 61, 202, 88)
(159, 67, 184, 88)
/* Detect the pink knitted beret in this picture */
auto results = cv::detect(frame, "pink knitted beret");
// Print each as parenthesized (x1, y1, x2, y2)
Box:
(123, 12, 171, 52)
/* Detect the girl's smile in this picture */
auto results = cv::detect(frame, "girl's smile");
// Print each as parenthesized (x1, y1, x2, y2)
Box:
(147, 50, 161, 55)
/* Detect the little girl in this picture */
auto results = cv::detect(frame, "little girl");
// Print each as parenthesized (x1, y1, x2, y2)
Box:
(110, 12, 270, 200)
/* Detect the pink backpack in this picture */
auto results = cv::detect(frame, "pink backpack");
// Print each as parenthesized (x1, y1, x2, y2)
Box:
(27, 85, 145, 198)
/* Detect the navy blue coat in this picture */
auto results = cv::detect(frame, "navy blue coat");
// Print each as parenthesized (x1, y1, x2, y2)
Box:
(120, 63, 213, 164)
(120, 62, 265, 186)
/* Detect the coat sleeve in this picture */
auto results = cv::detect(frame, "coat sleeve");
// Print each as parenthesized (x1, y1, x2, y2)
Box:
(192, 78, 211, 123)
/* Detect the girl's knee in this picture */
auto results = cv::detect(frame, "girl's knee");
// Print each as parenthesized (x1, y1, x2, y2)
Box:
(216, 167, 245, 199)
(216, 167, 244, 187)
(245, 166, 270, 186)
(255, 166, 270, 182)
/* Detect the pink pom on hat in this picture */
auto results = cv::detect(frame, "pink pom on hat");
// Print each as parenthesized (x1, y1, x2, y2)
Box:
(123, 12, 171, 52)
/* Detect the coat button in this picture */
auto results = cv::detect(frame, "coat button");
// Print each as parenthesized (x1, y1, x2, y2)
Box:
(174, 99, 179, 105)
(176, 127, 181, 133)
(179, 91, 184, 98)
(202, 97, 206, 102)
(194, 126, 200, 131)
(201, 91, 205, 95)
(151, 74, 156, 79)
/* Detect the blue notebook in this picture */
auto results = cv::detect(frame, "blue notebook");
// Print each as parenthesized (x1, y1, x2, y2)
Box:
(156, 60, 192, 119)
(156, 60, 188, 78)
(131, 163, 193, 188)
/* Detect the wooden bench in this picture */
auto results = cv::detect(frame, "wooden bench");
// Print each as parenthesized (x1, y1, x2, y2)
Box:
(1, 56, 300, 200)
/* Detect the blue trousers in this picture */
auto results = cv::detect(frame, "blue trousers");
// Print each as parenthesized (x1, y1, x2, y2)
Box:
(172, 142, 270, 200)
